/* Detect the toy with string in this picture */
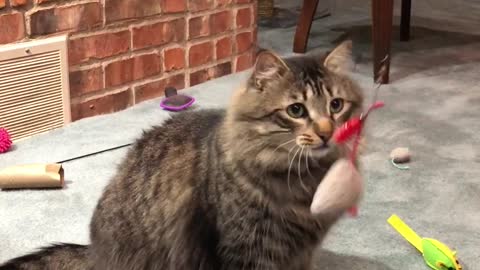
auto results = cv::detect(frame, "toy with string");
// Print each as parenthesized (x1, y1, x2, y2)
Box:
(336, 100, 384, 216)
(310, 71, 385, 217)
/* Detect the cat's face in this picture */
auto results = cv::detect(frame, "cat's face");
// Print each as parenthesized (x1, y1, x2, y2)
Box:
(227, 41, 363, 170)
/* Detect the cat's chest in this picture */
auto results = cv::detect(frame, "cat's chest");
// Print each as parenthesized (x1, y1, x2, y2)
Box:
(220, 205, 322, 247)
(217, 208, 322, 269)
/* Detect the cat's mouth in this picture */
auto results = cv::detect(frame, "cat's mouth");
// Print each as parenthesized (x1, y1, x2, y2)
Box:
(310, 143, 330, 150)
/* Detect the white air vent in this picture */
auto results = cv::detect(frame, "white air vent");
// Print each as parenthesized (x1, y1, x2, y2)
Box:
(0, 35, 71, 142)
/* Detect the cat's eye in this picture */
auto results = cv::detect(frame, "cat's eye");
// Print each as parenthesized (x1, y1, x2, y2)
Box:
(287, 103, 308, 118)
(330, 98, 344, 113)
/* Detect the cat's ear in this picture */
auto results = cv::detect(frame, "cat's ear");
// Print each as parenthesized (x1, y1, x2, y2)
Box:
(323, 40, 353, 74)
(251, 50, 289, 90)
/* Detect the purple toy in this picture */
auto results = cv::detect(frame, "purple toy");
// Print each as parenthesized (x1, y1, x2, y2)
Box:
(160, 87, 195, 111)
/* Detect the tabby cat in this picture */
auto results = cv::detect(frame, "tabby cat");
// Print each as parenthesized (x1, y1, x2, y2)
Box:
(0, 40, 364, 270)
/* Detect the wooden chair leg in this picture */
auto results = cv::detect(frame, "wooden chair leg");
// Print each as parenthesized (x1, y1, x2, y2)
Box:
(293, 0, 320, 53)
(372, 0, 394, 84)
(400, 0, 412, 41)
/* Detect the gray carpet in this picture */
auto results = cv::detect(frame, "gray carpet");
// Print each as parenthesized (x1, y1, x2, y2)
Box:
(2, 2, 480, 269)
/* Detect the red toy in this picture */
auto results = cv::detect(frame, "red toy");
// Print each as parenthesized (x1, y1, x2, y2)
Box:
(0, 128, 12, 154)
(333, 101, 385, 216)
(312, 57, 388, 217)
(310, 100, 384, 217)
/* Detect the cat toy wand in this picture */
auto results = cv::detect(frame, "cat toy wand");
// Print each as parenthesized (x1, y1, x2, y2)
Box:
(310, 57, 387, 217)
(331, 57, 388, 216)
(333, 98, 384, 216)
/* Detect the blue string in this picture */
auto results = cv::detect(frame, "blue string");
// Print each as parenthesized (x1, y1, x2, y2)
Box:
(391, 158, 410, 170)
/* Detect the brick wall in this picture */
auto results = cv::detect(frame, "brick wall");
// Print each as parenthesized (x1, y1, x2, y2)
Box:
(0, 0, 257, 121)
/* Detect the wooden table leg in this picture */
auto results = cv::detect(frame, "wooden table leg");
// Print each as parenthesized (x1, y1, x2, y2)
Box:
(400, 0, 412, 41)
(372, 0, 394, 84)
(293, 0, 320, 53)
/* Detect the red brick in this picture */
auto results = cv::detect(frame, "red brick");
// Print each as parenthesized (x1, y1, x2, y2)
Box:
(134, 74, 185, 103)
(69, 30, 130, 65)
(161, 0, 186, 13)
(236, 51, 254, 72)
(188, 0, 213, 12)
(215, 37, 232, 60)
(236, 7, 252, 29)
(71, 89, 133, 121)
(105, 0, 161, 23)
(188, 15, 209, 40)
(252, 2, 258, 24)
(189, 62, 231, 86)
(236, 31, 253, 53)
(0, 0, 5, 8)
(189, 69, 209, 87)
(132, 18, 185, 50)
(211, 61, 232, 78)
(30, 3, 102, 36)
(164, 47, 185, 71)
(69, 66, 103, 97)
(215, 0, 231, 7)
(210, 10, 232, 35)
(0, 13, 25, 44)
(10, 0, 28, 6)
(189, 41, 213, 68)
(105, 53, 162, 87)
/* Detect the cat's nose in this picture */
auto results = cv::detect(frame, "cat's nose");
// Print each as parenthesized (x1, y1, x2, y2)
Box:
(319, 135, 330, 143)
(315, 117, 333, 142)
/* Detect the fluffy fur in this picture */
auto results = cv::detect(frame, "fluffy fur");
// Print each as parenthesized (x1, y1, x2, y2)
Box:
(1, 41, 364, 270)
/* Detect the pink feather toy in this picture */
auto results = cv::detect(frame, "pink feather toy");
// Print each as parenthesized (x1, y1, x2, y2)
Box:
(0, 128, 12, 154)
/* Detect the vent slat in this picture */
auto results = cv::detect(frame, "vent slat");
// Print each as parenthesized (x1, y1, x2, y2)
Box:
(0, 51, 59, 67)
(0, 93, 62, 115)
(0, 54, 60, 73)
(0, 77, 62, 98)
(7, 117, 64, 135)
(8, 119, 64, 136)
(9, 120, 64, 140)
(0, 66, 61, 87)
(6, 114, 64, 132)
(1, 89, 63, 110)
(0, 37, 69, 141)
(1, 94, 63, 117)
(0, 61, 61, 78)
(1, 105, 64, 128)
(0, 79, 63, 103)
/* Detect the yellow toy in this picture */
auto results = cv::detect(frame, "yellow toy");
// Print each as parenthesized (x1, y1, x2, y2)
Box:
(388, 214, 462, 270)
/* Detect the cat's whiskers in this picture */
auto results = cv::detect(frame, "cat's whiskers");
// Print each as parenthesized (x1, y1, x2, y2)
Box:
(287, 144, 297, 164)
(298, 146, 309, 192)
(222, 203, 244, 227)
(287, 146, 301, 193)
(306, 149, 315, 180)
(271, 139, 296, 155)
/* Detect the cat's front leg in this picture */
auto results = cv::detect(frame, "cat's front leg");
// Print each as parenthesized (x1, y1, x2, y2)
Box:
(218, 251, 278, 270)
(289, 250, 313, 270)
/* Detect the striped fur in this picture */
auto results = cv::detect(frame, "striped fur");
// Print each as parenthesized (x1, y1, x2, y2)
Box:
(0, 244, 88, 270)
(1, 41, 364, 270)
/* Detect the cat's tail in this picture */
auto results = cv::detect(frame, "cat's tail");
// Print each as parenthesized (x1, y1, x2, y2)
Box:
(0, 243, 89, 270)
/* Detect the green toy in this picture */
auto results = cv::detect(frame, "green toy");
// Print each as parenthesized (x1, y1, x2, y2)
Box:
(388, 214, 462, 270)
